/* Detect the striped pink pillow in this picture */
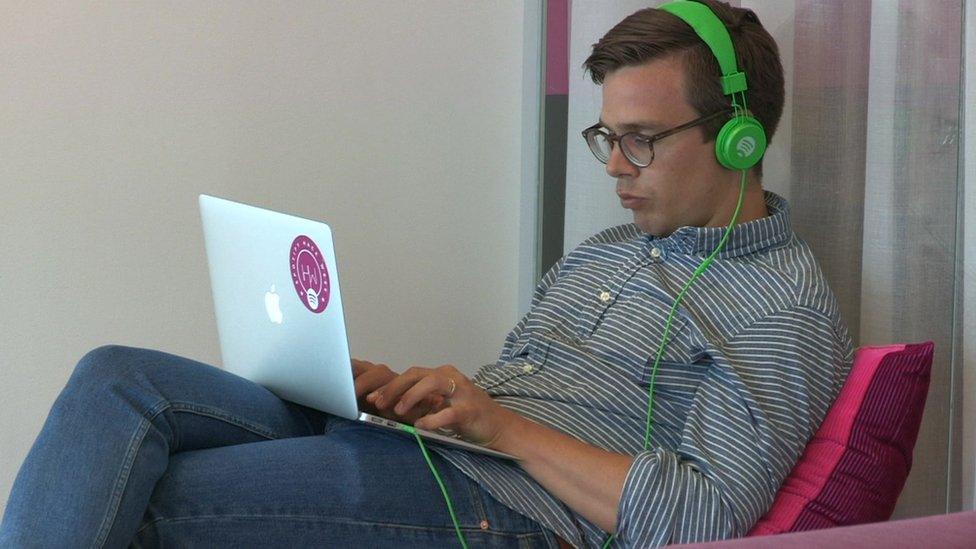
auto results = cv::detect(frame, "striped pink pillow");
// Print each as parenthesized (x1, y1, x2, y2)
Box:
(748, 342, 933, 536)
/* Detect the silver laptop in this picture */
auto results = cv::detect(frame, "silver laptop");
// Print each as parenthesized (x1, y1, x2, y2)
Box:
(199, 194, 514, 460)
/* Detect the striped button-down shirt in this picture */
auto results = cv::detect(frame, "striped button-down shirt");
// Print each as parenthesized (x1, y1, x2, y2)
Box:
(431, 191, 853, 547)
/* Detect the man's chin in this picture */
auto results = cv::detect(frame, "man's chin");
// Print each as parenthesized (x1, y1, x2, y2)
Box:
(631, 211, 651, 232)
(633, 214, 673, 237)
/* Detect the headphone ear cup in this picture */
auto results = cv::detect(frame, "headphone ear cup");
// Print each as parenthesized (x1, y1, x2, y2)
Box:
(715, 116, 767, 170)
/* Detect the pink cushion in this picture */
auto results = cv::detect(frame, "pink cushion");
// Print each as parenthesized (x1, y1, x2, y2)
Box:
(748, 342, 933, 536)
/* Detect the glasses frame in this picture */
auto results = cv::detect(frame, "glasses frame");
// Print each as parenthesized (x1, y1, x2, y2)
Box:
(582, 109, 733, 168)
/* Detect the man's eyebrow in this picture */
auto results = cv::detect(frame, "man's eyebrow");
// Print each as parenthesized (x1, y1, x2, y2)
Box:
(598, 118, 665, 132)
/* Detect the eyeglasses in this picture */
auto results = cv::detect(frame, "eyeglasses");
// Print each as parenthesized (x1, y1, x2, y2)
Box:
(581, 109, 732, 168)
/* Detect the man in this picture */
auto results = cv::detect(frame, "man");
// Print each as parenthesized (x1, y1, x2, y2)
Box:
(1, 1, 851, 547)
(355, 0, 852, 545)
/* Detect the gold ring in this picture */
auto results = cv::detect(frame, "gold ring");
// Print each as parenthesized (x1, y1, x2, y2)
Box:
(447, 377, 457, 397)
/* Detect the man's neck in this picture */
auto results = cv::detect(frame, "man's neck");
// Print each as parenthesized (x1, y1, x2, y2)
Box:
(707, 171, 767, 228)
(734, 182, 769, 224)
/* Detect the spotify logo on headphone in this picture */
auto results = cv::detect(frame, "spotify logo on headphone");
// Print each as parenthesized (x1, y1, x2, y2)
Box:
(737, 136, 757, 158)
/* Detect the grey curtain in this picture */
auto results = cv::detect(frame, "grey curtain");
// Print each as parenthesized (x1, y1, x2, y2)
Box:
(790, 0, 963, 518)
(563, 0, 965, 518)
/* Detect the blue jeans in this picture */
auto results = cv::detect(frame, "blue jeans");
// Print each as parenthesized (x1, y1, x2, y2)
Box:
(0, 345, 560, 548)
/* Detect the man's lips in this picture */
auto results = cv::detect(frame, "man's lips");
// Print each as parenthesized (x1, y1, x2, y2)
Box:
(617, 192, 647, 209)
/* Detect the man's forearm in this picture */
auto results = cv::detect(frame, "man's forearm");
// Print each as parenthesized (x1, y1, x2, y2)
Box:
(491, 407, 634, 533)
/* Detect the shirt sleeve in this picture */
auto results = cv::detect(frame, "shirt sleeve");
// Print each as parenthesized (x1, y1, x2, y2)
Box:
(613, 304, 853, 546)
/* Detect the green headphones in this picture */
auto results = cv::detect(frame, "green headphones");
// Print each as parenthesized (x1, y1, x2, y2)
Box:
(658, 0, 767, 171)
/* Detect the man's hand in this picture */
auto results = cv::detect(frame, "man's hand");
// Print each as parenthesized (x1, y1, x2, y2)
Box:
(351, 359, 447, 424)
(357, 359, 630, 531)
(365, 364, 515, 448)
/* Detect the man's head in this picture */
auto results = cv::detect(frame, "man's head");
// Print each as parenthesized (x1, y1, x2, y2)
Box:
(582, 0, 784, 236)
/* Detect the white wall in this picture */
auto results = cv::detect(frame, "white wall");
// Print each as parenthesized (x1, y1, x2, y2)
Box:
(564, 0, 645, 253)
(0, 1, 539, 518)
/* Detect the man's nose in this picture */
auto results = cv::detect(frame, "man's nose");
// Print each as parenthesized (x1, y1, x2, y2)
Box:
(605, 144, 639, 178)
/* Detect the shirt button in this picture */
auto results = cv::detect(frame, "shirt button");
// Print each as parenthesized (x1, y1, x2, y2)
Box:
(522, 364, 534, 373)
(650, 247, 662, 258)
(599, 291, 611, 302)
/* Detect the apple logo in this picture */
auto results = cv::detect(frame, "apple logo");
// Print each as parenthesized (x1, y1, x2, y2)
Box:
(265, 284, 284, 324)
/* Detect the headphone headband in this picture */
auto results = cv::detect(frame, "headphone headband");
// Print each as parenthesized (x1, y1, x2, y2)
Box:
(657, 0, 766, 170)
(658, 0, 747, 96)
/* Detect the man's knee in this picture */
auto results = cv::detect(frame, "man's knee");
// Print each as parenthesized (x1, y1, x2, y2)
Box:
(71, 344, 151, 388)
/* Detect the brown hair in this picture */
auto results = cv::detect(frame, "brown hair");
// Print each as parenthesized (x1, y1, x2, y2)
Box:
(583, 0, 784, 177)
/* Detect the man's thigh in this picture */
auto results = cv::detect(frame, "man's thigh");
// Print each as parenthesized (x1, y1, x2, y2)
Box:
(136, 419, 557, 548)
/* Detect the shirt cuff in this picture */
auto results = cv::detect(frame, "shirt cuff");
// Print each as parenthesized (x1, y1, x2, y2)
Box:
(614, 448, 733, 546)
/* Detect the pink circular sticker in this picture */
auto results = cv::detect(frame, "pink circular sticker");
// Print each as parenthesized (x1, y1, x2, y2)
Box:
(290, 235, 330, 313)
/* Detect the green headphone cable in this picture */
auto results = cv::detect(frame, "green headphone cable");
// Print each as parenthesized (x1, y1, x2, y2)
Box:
(404, 425, 470, 549)
(606, 170, 747, 549)
(408, 167, 748, 549)
(642, 167, 747, 449)
(409, 172, 747, 549)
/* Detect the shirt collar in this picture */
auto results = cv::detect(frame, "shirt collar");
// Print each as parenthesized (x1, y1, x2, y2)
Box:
(647, 191, 792, 258)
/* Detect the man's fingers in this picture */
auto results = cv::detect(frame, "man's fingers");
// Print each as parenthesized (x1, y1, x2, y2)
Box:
(368, 366, 428, 410)
(354, 369, 383, 397)
(351, 358, 377, 377)
(353, 361, 396, 398)
(394, 375, 445, 416)
(414, 406, 460, 432)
